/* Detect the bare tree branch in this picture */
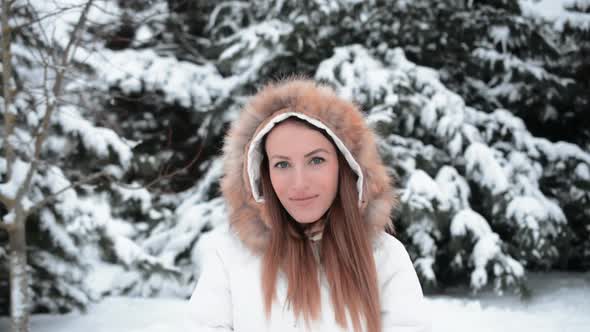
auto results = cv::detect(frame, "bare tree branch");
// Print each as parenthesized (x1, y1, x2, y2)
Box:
(2, 3, 102, 332)
(60, 2, 94, 68)
(0, 221, 16, 233)
(12, 0, 95, 214)
(113, 143, 204, 193)
(10, 2, 84, 33)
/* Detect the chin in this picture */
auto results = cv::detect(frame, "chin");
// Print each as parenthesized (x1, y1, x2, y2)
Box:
(293, 216, 318, 224)
(289, 210, 325, 224)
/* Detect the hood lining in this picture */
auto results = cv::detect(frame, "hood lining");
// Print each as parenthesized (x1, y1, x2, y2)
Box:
(246, 112, 364, 205)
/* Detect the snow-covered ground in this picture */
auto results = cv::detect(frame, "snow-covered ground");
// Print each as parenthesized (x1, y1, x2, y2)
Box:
(1, 272, 588, 331)
(428, 271, 590, 332)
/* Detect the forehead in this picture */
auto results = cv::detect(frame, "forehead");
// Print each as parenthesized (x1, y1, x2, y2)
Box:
(264, 120, 335, 153)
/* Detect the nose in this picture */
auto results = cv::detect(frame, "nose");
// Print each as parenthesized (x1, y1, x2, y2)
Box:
(292, 166, 310, 192)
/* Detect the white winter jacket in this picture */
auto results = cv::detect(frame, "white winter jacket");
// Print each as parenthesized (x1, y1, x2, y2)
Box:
(188, 226, 431, 332)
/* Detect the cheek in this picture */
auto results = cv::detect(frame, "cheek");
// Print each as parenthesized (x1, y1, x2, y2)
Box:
(269, 170, 288, 197)
(316, 163, 339, 194)
(328, 164, 339, 193)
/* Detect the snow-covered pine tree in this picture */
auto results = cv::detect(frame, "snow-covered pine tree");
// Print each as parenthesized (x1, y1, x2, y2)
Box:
(519, 0, 590, 268)
(468, 0, 588, 147)
(0, 1, 101, 324)
(558, 1, 590, 151)
(315, 44, 590, 294)
(134, 0, 590, 295)
(3, 0, 588, 316)
(310, 0, 589, 148)
(88, 0, 375, 296)
(0, 0, 181, 317)
(80, 0, 245, 296)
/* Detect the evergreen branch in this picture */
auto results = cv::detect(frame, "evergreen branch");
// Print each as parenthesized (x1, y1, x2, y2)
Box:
(27, 169, 111, 216)
(174, 29, 208, 65)
(118, 140, 204, 192)
(113, 121, 208, 193)
(206, 1, 250, 33)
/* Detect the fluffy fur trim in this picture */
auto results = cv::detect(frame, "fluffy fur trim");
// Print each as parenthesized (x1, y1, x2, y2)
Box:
(220, 79, 397, 253)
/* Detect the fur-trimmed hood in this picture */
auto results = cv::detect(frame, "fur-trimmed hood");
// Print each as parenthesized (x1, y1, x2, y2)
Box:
(220, 79, 397, 254)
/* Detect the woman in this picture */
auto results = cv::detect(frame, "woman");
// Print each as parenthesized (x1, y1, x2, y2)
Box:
(188, 78, 431, 332)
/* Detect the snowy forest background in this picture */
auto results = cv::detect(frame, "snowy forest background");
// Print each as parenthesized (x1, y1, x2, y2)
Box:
(0, 0, 589, 326)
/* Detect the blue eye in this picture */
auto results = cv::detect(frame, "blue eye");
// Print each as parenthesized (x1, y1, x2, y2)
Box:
(310, 157, 325, 165)
(274, 161, 289, 169)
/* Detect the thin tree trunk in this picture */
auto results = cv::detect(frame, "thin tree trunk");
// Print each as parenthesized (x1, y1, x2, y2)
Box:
(1, 0, 29, 330)
(2, 1, 95, 330)
(8, 212, 28, 332)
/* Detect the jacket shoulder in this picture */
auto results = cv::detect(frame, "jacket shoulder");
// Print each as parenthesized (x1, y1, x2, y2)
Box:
(373, 231, 417, 275)
(374, 231, 409, 257)
(197, 224, 255, 266)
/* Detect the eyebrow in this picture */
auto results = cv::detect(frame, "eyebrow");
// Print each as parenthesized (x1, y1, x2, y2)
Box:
(270, 148, 330, 160)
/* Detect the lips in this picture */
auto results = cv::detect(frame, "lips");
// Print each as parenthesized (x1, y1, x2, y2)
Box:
(290, 195, 319, 207)
(290, 195, 318, 201)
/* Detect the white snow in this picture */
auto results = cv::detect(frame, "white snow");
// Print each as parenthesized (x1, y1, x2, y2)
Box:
(215, 19, 292, 82)
(143, 197, 227, 267)
(449, 209, 525, 291)
(506, 196, 567, 231)
(39, 209, 79, 258)
(134, 25, 154, 44)
(55, 105, 134, 169)
(489, 25, 510, 53)
(435, 166, 471, 211)
(1, 272, 587, 332)
(111, 183, 152, 214)
(401, 170, 450, 212)
(414, 256, 437, 283)
(29, 251, 92, 310)
(464, 143, 509, 195)
(406, 217, 439, 287)
(87, 48, 234, 109)
(42, 166, 78, 216)
(472, 48, 571, 85)
(408, 221, 438, 258)
(520, 0, 590, 31)
(429, 272, 590, 332)
(471, 233, 502, 289)
(219, 20, 292, 60)
(315, 45, 394, 104)
(534, 138, 590, 164)
(0, 158, 34, 210)
(0, 158, 29, 199)
(450, 209, 491, 238)
(315, 0, 364, 14)
(575, 163, 590, 181)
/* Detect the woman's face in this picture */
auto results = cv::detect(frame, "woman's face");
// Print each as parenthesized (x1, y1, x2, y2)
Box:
(264, 120, 339, 224)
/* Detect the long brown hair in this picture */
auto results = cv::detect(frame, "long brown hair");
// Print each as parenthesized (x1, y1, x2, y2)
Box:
(259, 122, 381, 332)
